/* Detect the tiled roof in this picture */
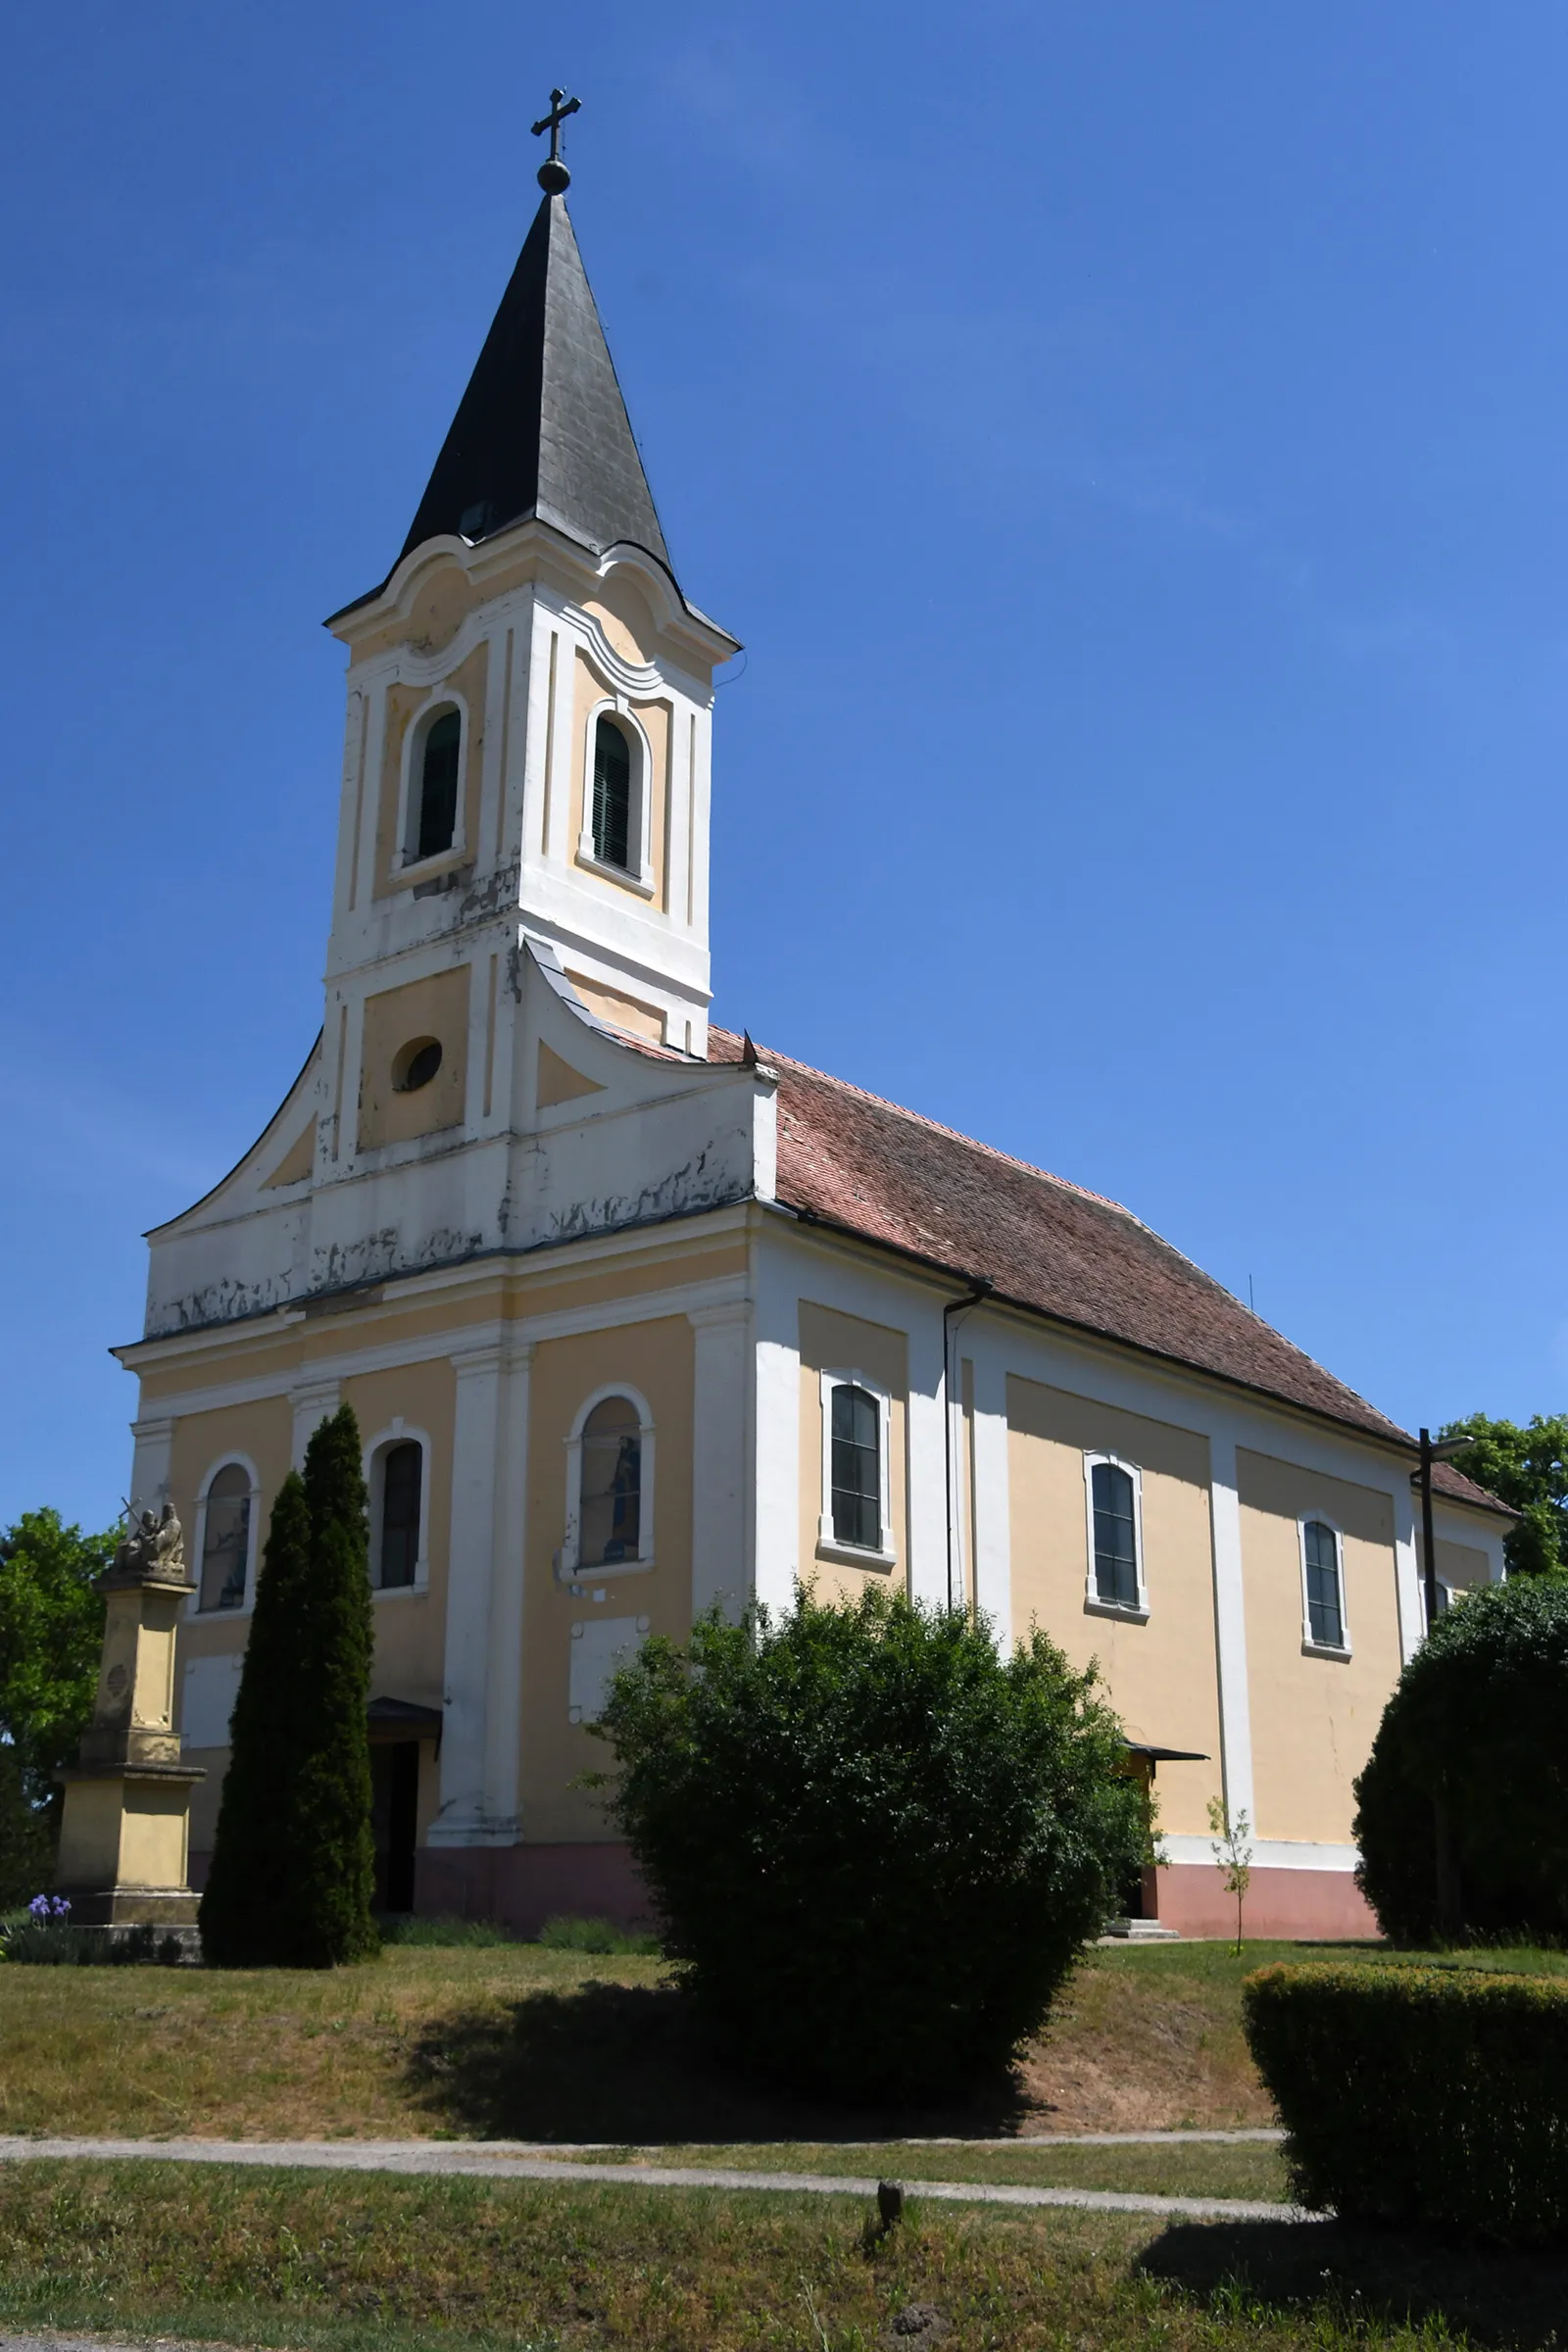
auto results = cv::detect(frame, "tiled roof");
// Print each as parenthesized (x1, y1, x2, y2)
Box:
(709, 1029, 1506, 1517)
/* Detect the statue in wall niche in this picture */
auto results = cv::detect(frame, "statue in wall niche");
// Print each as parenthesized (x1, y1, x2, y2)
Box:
(113, 1500, 184, 1580)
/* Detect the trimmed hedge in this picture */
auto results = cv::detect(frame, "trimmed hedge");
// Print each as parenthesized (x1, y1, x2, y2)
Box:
(1244, 1962, 1568, 2246)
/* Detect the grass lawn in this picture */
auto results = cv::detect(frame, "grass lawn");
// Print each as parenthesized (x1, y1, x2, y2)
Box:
(1, 1936, 1563, 2147)
(0, 2160, 1564, 2352)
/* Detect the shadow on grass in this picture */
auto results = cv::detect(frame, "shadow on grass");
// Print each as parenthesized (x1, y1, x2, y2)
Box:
(1142, 2217, 1568, 2350)
(405, 1976, 1036, 2144)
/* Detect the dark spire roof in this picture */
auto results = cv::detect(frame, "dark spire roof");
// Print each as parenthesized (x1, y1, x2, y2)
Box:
(397, 191, 672, 578)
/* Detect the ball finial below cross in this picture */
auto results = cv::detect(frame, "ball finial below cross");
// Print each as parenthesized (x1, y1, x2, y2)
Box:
(532, 87, 581, 193)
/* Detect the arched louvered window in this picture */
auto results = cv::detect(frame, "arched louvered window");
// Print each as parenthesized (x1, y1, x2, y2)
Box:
(377, 1442, 423, 1591)
(592, 715, 632, 870)
(1302, 1519, 1347, 1649)
(579, 1396, 643, 1566)
(830, 1383, 882, 1550)
(415, 710, 462, 860)
(1090, 1459, 1140, 1608)
(199, 1464, 252, 1612)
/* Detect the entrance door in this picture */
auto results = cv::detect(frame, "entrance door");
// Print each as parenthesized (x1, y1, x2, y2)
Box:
(371, 1741, 420, 1913)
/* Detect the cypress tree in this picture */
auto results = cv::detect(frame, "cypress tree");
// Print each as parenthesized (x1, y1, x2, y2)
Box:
(200, 1405, 378, 1966)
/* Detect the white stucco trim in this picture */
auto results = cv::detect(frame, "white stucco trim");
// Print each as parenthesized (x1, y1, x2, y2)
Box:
(1162, 1833, 1361, 1873)
(817, 1367, 896, 1566)
(364, 1418, 433, 1594)
(1082, 1450, 1149, 1621)
(560, 1381, 657, 1581)
(189, 1451, 262, 1619)
(1297, 1509, 1351, 1658)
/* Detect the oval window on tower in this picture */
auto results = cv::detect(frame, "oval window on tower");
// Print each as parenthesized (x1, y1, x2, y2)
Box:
(392, 1037, 443, 1094)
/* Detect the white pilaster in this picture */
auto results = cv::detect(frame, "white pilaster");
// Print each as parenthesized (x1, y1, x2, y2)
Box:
(128, 1414, 175, 1516)
(969, 1345, 1012, 1651)
(480, 1341, 532, 1838)
(1207, 1428, 1255, 1830)
(906, 1306, 950, 1609)
(751, 1238, 800, 1616)
(689, 1301, 750, 1620)
(431, 1343, 511, 1845)
(1393, 1473, 1423, 1664)
(290, 1378, 341, 1468)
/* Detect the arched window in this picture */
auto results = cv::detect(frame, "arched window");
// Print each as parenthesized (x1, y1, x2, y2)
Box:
(592, 715, 632, 870)
(1302, 1519, 1347, 1649)
(377, 1442, 422, 1590)
(415, 709, 462, 860)
(579, 1396, 642, 1566)
(1090, 1459, 1140, 1608)
(830, 1383, 881, 1550)
(199, 1464, 252, 1612)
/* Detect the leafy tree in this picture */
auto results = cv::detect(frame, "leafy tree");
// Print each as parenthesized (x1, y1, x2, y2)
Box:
(1353, 1576, 1568, 1944)
(1439, 1413, 1568, 1578)
(200, 1406, 378, 1967)
(0, 1509, 113, 1816)
(0, 1740, 54, 1908)
(591, 1586, 1149, 2102)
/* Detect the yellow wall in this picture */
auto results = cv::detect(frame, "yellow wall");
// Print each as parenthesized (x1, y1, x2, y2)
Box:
(358, 967, 470, 1151)
(1004, 1377, 1222, 1836)
(518, 1316, 696, 1840)
(797, 1301, 908, 1602)
(1237, 1448, 1402, 1844)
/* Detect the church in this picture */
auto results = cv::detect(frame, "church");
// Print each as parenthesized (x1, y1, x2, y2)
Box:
(115, 112, 1509, 1940)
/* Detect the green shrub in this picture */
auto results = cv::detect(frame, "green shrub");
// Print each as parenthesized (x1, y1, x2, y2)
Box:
(1353, 1576, 1568, 1943)
(377, 1914, 517, 1948)
(535, 1913, 660, 1955)
(1245, 1961, 1568, 2244)
(201, 1408, 378, 1968)
(591, 1586, 1149, 2102)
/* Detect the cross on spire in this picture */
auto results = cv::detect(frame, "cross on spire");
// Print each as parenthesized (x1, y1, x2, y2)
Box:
(532, 87, 580, 193)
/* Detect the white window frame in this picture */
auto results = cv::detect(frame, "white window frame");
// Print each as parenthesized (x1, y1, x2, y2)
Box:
(395, 690, 469, 877)
(1298, 1511, 1352, 1657)
(189, 1453, 262, 1618)
(1083, 1451, 1149, 1622)
(577, 698, 657, 897)
(818, 1368, 897, 1569)
(559, 1383, 657, 1583)
(364, 1420, 432, 1598)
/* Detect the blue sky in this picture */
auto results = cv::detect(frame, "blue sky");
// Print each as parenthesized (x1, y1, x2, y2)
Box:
(5, 4, 1566, 1530)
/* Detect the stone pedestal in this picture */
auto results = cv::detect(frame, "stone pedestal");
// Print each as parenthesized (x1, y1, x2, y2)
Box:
(55, 1507, 205, 1929)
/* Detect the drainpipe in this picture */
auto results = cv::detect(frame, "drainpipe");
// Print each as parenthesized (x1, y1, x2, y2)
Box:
(943, 1277, 995, 1611)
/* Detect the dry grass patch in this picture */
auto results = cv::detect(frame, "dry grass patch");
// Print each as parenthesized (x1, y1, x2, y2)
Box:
(2, 1936, 1558, 2146)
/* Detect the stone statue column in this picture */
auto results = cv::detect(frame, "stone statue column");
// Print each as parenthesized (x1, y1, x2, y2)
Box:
(55, 1503, 206, 1927)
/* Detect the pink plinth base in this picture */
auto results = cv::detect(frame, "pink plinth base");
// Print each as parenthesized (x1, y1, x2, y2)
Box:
(188, 1842, 1378, 1944)
(1154, 1860, 1379, 1941)
(187, 1842, 654, 1940)
(414, 1842, 654, 1938)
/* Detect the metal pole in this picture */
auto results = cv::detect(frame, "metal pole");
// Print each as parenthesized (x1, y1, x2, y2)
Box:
(1419, 1426, 1438, 1635)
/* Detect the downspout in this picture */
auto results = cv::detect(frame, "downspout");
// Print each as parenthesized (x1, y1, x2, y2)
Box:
(943, 1276, 994, 1612)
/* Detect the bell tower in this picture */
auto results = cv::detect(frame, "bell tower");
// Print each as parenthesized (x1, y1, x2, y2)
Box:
(315, 97, 738, 1193)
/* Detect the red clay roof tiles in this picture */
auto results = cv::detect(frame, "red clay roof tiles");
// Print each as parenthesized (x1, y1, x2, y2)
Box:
(708, 1028, 1505, 1518)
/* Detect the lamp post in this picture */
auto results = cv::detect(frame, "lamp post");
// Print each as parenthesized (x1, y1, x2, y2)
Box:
(1415, 1427, 1476, 1637)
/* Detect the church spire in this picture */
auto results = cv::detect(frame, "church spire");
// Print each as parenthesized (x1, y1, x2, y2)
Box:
(397, 97, 672, 579)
